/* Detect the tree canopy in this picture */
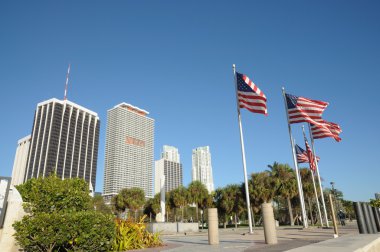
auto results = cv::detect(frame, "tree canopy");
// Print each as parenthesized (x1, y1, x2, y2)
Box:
(112, 187, 146, 220)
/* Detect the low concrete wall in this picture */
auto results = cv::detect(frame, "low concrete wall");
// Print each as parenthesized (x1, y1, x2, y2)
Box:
(360, 236, 380, 252)
(0, 186, 25, 252)
(147, 222, 199, 234)
(286, 234, 380, 252)
(177, 222, 199, 233)
(147, 223, 177, 234)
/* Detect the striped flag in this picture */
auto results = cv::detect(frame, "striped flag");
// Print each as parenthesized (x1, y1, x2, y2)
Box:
(236, 72, 267, 115)
(304, 138, 317, 172)
(295, 143, 319, 172)
(295, 144, 310, 163)
(285, 93, 328, 125)
(311, 121, 342, 142)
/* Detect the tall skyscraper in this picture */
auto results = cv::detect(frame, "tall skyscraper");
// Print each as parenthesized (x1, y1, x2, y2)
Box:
(154, 145, 183, 195)
(103, 103, 154, 201)
(192, 146, 214, 193)
(24, 98, 100, 189)
(11, 135, 31, 186)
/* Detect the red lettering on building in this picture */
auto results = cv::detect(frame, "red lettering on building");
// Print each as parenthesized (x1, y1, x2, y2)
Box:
(126, 136, 145, 147)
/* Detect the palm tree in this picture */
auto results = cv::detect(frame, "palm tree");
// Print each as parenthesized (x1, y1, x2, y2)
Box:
(92, 194, 112, 214)
(170, 186, 189, 222)
(299, 168, 315, 225)
(214, 184, 241, 228)
(187, 181, 209, 222)
(151, 193, 161, 216)
(242, 181, 260, 227)
(250, 171, 277, 204)
(164, 191, 172, 221)
(226, 184, 245, 228)
(267, 162, 298, 226)
(214, 188, 229, 228)
(249, 171, 277, 234)
(113, 187, 145, 220)
(111, 193, 125, 217)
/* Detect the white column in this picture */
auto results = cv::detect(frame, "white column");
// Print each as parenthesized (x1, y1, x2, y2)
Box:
(160, 175, 166, 222)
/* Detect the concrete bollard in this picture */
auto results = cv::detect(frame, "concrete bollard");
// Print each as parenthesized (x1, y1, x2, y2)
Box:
(366, 204, 378, 233)
(262, 202, 278, 244)
(373, 207, 380, 232)
(354, 202, 367, 234)
(362, 203, 374, 234)
(207, 208, 219, 245)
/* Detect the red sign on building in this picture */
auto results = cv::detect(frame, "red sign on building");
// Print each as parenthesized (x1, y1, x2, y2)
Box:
(126, 136, 145, 147)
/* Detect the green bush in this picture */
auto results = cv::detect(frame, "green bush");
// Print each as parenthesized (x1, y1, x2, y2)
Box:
(370, 199, 380, 208)
(113, 215, 162, 251)
(13, 211, 115, 251)
(13, 175, 116, 252)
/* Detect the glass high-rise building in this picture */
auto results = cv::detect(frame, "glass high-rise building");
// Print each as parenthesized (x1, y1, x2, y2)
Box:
(154, 145, 183, 195)
(24, 98, 100, 189)
(103, 103, 154, 201)
(192, 146, 214, 193)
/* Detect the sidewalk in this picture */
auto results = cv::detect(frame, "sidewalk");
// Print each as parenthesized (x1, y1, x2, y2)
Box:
(131, 221, 360, 252)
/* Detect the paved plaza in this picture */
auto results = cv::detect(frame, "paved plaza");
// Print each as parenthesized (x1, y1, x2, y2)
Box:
(132, 221, 362, 252)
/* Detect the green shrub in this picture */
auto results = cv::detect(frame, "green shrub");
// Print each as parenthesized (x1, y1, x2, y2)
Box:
(370, 199, 380, 208)
(13, 175, 116, 252)
(13, 211, 115, 252)
(113, 215, 162, 251)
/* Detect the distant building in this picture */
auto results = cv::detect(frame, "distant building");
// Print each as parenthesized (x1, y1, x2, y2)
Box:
(103, 103, 154, 202)
(24, 98, 100, 189)
(154, 145, 183, 195)
(375, 193, 380, 200)
(11, 135, 31, 186)
(160, 145, 180, 163)
(192, 146, 214, 193)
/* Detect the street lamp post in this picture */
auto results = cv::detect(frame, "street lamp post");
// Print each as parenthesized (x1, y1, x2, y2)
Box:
(330, 182, 335, 196)
(330, 182, 338, 216)
(200, 209, 204, 230)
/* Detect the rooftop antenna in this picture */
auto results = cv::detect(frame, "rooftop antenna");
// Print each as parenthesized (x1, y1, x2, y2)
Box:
(64, 63, 71, 100)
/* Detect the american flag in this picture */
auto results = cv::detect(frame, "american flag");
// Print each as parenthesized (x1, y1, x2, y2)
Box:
(295, 143, 319, 172)
(311, 121, 342, 142)
(285, 93, 328, 125)
(236, 72, 267, 115)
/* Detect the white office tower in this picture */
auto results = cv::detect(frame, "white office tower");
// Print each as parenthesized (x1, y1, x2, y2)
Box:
(154, 145, 183, 195)
(103, 103, 154, 202)
(11, 135, 31, 186)
(192, 146, 214, 193)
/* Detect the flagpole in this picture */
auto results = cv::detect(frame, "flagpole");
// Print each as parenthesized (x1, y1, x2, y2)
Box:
(282, 87, 308, 228)
(293, 138, 309, 228)
(308, 123, 330, 227)
(302, 125, 323, 227)
(64, 63, 71, 101)
(232, 64, 253, 234)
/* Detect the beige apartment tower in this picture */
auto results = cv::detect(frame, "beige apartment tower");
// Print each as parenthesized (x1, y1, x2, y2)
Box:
(103, 103, 154, 201)
(11, 135, 31, 186)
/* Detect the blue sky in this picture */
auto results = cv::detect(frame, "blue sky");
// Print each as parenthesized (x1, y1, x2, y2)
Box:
(1, 1, 379, 202)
